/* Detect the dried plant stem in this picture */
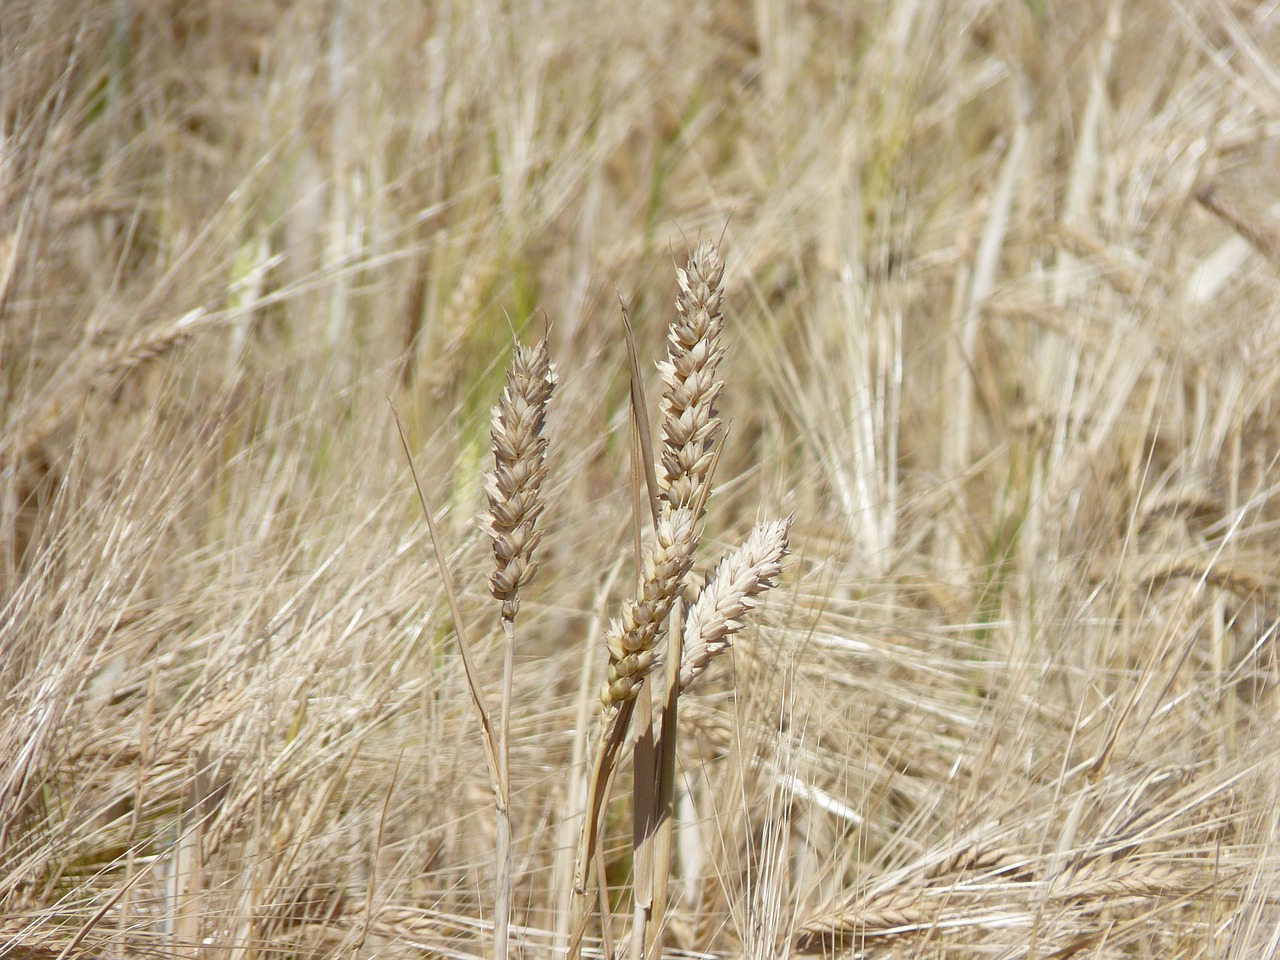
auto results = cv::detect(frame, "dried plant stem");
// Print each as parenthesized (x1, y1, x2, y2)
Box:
(630, 683, 656, 960)
(553, 556, 625, 955)
(495, 615, 515, 960)
(569, 697, 635, 960)
(393, 404, 510, 960)
(644, 602, 683, 960)
(391, 405, 501, 791)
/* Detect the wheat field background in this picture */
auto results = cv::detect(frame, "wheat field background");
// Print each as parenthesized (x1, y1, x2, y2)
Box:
(5, 1, 1280, 957)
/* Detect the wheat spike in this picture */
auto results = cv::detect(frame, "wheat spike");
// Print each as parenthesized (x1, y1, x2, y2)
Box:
(659, 241, 726, 514)
(600, 506, 700, 708)
(484, 339, 556, 623)
(679, 517, 791, 691)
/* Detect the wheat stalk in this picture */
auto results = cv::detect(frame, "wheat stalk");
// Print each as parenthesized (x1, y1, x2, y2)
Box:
(482, 336, 556, 960)
(573, 244, 731, 960)
(635, 241, 732, 959)
(521, 243, 791, 960)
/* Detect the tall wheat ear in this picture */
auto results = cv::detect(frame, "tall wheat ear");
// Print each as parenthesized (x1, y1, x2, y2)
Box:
(659, 240, 727, 515)
(484, 338, 557, 624)
(651, 241, 790, 960)
(395, 334, 557, 960)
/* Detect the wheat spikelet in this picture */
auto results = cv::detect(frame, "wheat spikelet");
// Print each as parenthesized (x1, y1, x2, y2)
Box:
(1142, 556, 1271, 600)
(600, 506, 699, 707)
(4, 309, 212, 462)
(679, 517, 791, 691)
(659, 241, 726, 515)
(426, 258, 496, 399)
(795, 892, 938, 951)
(1055, 860, 1199, 902)
(69, 685, 248, 770)
(484, 338, 556, 622)
(97, 308, 212, 379)
(923, 841, 1014, 880)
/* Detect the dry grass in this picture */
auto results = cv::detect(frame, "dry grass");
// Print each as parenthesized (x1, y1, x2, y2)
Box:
(5, 1, 1280, 958)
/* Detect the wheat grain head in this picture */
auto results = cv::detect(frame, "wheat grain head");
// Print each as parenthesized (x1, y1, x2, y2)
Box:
(679, 516, 791, 692)
(600, 506, 700, 708)
(659, 241, 726, 515)
(484, 338, 556, 623)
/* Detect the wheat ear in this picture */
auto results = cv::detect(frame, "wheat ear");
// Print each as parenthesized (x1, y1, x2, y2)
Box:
(679, 516, 792, 691)
(659, 240, 726, 514)
(485, 338, 556, 623)
(599, 506, 700, 708)
(484, 337, 555, 960)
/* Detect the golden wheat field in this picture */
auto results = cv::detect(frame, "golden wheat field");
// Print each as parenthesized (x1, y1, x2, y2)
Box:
(5, 1, 1280, 958)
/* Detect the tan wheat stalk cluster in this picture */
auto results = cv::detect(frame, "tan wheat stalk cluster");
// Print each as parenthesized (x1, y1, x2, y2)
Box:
(598, 242, 730, 709)
(597, 241, 792, 710)
(416, 241, 789, 960)
(566, 241, 790, 960)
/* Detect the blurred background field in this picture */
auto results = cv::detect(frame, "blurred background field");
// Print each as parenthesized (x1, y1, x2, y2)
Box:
(5, 1, 1280, 957)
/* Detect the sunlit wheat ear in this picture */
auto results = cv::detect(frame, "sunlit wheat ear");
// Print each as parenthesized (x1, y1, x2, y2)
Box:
(679, 517, 791, 691)
(600, 506, 700, 708)
(484, 339, 556, 623)
(659, 241, 726, 515)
